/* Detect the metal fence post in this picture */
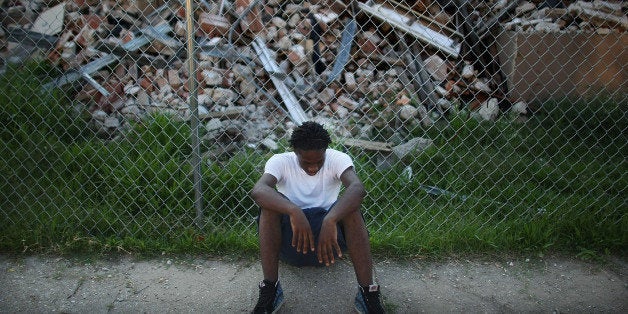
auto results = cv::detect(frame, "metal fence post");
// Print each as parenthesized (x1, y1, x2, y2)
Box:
(186, 0, 203, 228)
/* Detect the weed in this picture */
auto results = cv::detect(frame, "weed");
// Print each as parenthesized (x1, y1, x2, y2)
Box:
(0, 63, 625, 258)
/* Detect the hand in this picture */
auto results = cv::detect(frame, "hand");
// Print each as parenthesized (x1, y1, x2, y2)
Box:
(317, 218, 342, 266)
(289, 210, 315, 254)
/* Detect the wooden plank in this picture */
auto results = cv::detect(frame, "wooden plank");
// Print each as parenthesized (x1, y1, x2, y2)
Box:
(327, 17, 356, 85)
(358, 1, 461, 58)
(142, 25, 183, 48)
(341, 138, 392, 152)
(43, 54, 119, 91)
(252, 36, 308, 125)
(6, 27, 57, 49)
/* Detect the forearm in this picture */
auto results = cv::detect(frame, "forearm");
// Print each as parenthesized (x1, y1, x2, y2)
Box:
(324, 183, 366, 224)
(251, 184, 301, 216)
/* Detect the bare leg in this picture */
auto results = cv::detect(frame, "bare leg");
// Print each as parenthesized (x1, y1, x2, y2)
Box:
(258, 208, 282, 282)
(340, 210, 374, 286)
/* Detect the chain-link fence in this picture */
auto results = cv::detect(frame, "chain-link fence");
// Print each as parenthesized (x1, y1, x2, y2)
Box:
(1, 0, 626, 251)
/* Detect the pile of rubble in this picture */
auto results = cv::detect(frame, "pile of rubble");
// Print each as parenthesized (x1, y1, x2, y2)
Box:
(501, 1, 627, 33)
(0, 0, 625, 157)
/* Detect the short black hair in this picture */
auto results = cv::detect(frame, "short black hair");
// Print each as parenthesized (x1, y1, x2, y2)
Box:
(289, 121, 331, 150)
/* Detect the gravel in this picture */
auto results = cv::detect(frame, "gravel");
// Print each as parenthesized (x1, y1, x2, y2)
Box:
(1, 253, 626, 313)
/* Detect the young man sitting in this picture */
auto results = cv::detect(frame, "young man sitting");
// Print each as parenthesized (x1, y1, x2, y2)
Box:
(250, 121, 385, 314)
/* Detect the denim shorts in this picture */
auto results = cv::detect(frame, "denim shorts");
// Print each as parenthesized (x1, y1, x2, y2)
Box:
(257, 206, 348, 267)
(279, 207, 348, 267)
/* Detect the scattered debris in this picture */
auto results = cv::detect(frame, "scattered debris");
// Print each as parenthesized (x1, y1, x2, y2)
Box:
(0, 0, 624, 162)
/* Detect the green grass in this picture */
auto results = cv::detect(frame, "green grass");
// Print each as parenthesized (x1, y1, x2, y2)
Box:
(0, 62, 626, 259)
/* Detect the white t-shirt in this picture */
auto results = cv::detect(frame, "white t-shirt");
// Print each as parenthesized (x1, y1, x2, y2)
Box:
(264, 148, 353, 211)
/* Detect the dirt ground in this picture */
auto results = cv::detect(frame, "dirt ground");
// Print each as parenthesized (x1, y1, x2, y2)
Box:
(0, 253, 626, 313)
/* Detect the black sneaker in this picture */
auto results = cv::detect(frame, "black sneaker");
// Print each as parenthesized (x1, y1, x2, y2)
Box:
(252, 279, 284, 314)
(354, 284, 385, 314)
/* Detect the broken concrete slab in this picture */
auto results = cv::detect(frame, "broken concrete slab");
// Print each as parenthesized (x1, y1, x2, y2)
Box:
(392, 137, 434, 160)
(497, 29, 627, 102)
(30, 2, 65, 35)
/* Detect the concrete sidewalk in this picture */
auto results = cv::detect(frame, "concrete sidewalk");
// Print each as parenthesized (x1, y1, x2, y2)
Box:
(1, 254, 626, 313)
